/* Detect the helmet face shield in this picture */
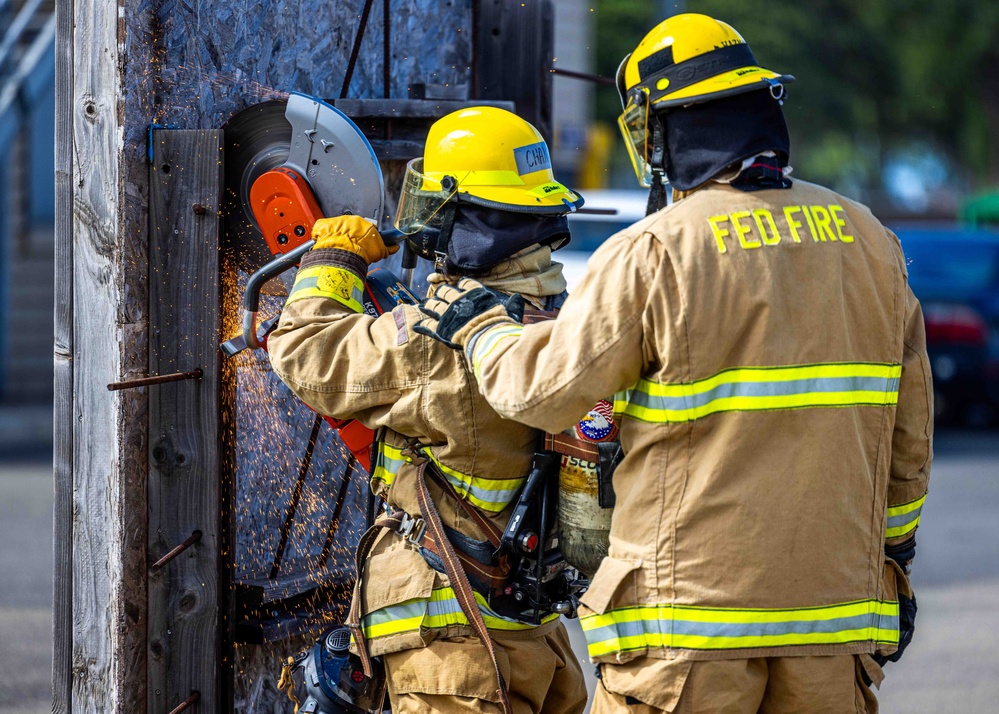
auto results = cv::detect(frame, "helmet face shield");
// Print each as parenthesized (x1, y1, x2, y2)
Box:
(394, 158, 458, 234)
(618, 89, 653, 187)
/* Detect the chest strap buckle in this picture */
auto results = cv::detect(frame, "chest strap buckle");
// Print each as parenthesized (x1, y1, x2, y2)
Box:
(397, 512, 427, 546)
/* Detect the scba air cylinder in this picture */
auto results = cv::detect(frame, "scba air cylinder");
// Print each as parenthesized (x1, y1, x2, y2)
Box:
(557, 453, 613, 577)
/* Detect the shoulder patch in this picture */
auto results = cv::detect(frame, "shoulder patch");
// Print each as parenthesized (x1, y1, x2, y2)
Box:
(575, 400, 619, 442)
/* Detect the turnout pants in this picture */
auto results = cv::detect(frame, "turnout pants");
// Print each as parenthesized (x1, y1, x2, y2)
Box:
(592, 655, 882, 714)
(382, 617, 587, 714)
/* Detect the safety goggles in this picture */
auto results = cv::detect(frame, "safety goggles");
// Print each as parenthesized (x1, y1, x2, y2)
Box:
(617, 87, 653, 187)
(394, 158, 459, 234)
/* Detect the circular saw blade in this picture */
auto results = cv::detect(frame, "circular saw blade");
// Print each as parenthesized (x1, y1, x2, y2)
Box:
(223, 100, 294, 273)
(223, 95, 387, 276)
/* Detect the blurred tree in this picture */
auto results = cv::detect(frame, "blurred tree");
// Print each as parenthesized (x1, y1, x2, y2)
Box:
(592, 0, 999, 199)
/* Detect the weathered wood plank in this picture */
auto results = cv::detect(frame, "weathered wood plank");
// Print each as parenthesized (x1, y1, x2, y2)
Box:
(147, 129, 223, 714)
(52, 0, 74, 709)
(71, 0, 148, 710)
(61, 0, 488, 709)
(70, 0, 124, 708)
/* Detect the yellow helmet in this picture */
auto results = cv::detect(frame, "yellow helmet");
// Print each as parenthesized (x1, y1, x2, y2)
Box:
(616, 13, 794, 186)
(395, 106, 583, 234)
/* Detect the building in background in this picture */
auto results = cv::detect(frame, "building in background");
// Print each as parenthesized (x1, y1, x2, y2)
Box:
(0, 0, 55, 452)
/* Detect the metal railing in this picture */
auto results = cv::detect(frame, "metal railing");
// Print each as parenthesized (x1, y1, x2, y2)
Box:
(0, 0, 52, 80)
(0, 0, 55, 400)
(0, 0, 55, 246)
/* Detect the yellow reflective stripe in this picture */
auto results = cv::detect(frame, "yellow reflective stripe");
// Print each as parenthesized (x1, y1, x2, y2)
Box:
(614, 362, 902, 424)
(887, 494, 926, 517)
(423, 448, 526, 513)
(580, 599, 900, 658)
(886, 493, 927, 538)
(286, 264, 364, 313)
(362, 598, 426, 639)
(371, 442, 411, 488)
(371, 442, 525, 512)
(639, 363, 902, 397)
(362, 587, 557, 639)
(471, 323, 524, 380)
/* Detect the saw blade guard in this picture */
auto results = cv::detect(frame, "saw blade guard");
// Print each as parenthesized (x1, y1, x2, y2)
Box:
(224, 92, 387, 273)
(283, 92, 384, 226)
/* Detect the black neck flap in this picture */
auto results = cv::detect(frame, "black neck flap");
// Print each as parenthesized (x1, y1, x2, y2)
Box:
(416, 203, 570, 275)
(662, 88, 790, 191)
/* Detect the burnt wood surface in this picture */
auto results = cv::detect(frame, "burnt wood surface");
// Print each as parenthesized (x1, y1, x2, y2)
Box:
(57, 0, 556, 710)
(474, 0, 555, 142)
(147, 129, 223, 714)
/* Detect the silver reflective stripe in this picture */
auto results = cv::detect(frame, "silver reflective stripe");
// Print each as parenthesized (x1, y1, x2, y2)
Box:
(584, 611, 894, 644)
(887, 509, 920, 531)
(580, 599, 900, 657)
(626, 375, 901, 412)
(438, 468, 524, 506)
(362, 599, 427, 639)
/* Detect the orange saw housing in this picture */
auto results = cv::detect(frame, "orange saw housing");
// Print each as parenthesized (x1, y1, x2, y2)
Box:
(250, 167, 323, 255)
(250, 166, 377, 472)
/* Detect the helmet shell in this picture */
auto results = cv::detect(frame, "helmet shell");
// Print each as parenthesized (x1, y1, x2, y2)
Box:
(423, 106, 583, 214)
(618, 13, 794, 110)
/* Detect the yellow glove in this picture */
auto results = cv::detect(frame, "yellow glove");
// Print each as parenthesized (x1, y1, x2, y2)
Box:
(311, 215, 399, 265)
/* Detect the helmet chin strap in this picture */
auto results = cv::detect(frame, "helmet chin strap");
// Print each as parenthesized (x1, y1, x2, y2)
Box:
(434, 201, 458, 272)
(645, 117, 668, 216)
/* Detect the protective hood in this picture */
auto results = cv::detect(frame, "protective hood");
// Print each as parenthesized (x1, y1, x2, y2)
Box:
(417, 203, 571, 275)
(664, 88, 790, 191)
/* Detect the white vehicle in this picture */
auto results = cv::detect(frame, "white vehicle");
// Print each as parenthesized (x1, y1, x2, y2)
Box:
(560, 189, 649, 290)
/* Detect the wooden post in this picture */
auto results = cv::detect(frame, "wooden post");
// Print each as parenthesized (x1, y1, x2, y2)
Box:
(147, 129, 223, 714)
(66, 0, 150, 709)
(52, 0, 74, 709)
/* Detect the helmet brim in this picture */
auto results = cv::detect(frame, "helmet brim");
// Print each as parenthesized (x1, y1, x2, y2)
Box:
(458, 184, 585, 215)
(653, 70, 795, 109)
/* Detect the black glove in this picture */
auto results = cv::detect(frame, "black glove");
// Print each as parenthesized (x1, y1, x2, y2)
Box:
(873, 590, 917, 668)
(414, 279, 524, 349)
(873, 535, 918, 668)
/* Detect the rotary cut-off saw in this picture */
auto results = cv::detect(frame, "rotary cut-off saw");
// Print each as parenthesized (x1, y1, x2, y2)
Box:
(221, 92, 419, 469)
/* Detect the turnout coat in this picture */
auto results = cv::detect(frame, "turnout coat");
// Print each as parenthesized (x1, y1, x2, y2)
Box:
(460, 179, 933, 664)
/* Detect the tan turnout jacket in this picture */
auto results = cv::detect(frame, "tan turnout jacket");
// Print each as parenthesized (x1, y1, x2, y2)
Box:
(463, 179, 933, 663)
(267, 246, 565, 658)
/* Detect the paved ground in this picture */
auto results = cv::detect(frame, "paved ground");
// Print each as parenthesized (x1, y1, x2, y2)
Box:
(1, 430, 997, 713)
(565, 429, 999, 713)
(0, 460, 55, 714)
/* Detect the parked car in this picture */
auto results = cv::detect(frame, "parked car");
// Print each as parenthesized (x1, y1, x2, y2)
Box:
(895, 228, 999, 426)
(562, 190, 648, 289)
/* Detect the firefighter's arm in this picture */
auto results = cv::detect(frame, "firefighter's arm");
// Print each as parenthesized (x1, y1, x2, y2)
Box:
(267, 217, 431, 433)
(423, 232, 657, 433)
(886, 282, 933, 561)
(876, 274, 932, 666)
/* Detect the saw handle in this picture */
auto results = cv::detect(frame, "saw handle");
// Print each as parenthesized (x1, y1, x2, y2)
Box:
(243, 240, 314, 313)
(241, 228, 406, 350)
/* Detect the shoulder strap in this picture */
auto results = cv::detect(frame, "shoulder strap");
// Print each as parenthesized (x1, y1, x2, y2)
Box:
(415, 463, 513, 714)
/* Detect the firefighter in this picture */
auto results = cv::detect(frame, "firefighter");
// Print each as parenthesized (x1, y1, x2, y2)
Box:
(267, 106, 588, 714)
(414, 14, 932, 714)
